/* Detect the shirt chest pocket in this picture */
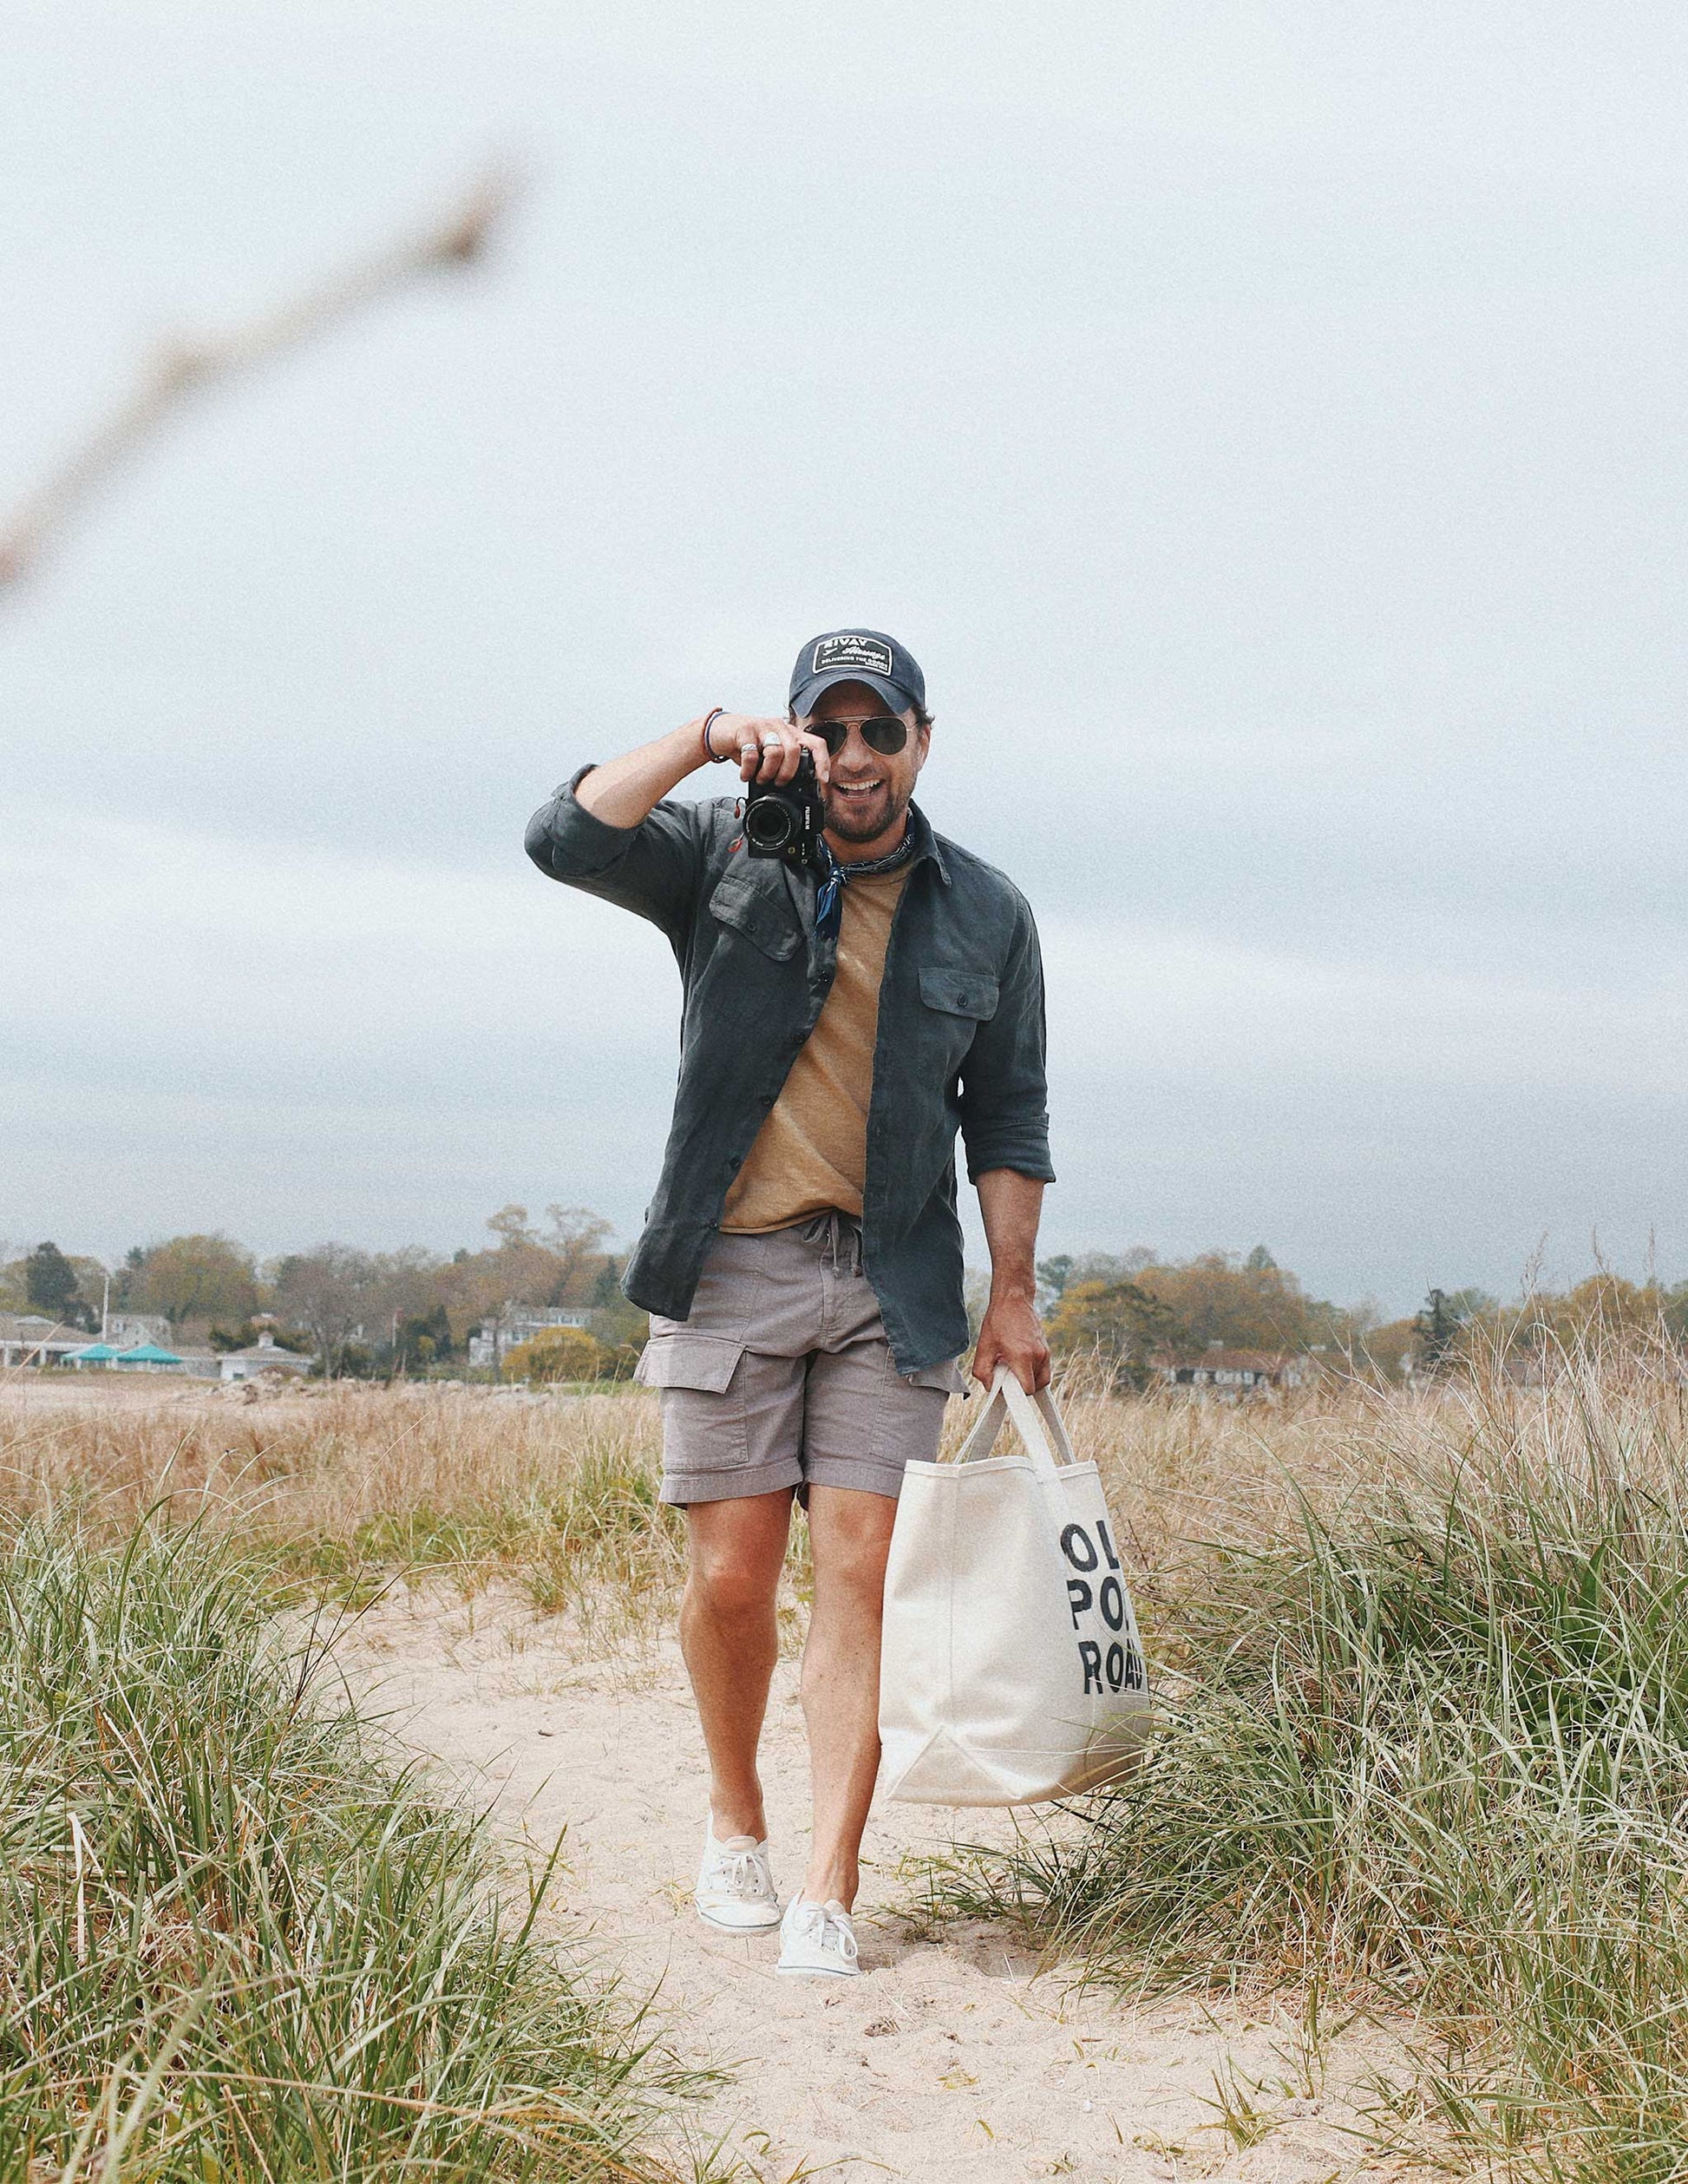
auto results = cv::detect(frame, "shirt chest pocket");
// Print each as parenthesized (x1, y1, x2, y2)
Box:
(919, 967, 999, 1022)
(708, 874, 801, 961)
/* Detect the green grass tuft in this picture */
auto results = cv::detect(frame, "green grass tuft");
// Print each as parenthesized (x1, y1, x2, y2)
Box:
(920, 1353, 1688, 2181)
(0, 1510, 691, 2180)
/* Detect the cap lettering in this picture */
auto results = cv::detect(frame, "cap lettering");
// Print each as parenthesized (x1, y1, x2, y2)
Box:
(813, 634, 893, 678)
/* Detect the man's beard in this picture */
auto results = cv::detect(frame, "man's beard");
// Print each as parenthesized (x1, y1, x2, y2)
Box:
(823, 777, 912, 845)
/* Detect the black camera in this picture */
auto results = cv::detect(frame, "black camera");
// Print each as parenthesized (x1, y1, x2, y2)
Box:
(743, 749, 825, 868)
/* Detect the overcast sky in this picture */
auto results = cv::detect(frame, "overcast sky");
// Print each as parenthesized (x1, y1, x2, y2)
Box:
(3, 1, 1684, 1313)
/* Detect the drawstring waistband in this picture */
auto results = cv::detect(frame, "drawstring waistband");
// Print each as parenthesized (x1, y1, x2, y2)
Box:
(801, 1209, 864, 1278)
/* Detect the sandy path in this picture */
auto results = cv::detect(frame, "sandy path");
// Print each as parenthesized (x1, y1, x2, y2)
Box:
(342, 1586, 1402, 2184)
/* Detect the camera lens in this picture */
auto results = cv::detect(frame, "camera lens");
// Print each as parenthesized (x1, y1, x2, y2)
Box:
(744, 798, 794, 849)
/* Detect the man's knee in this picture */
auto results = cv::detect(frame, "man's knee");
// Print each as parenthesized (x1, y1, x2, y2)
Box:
(684, 1505, 787, 1620)
(809, 1496, 898, 1605)
(688, 1553, 778, 1622)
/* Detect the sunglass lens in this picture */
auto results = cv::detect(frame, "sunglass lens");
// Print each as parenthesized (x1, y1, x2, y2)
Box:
(815, 717, 910, 756)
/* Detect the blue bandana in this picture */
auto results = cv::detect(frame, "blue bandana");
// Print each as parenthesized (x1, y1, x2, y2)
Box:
(814, 830, 915, 942)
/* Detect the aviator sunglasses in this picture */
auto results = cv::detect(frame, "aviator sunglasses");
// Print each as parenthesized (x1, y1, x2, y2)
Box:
(810, 713, 910, 757)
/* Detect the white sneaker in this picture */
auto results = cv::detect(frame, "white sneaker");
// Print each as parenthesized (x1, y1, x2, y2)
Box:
(776, 1895, 860, 1978)
(695, 1829, 782, 1932)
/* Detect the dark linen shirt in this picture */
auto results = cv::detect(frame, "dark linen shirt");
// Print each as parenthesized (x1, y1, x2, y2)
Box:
(524, 769, 1054, 1374)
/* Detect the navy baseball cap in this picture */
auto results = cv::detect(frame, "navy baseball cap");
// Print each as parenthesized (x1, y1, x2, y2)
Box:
(789, 628, 926, 718)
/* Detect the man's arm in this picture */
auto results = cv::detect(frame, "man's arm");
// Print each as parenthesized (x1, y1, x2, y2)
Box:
(954, 896, 1053, 1183)
(956, 891, 1054, 1392)
(526, 710, 826, 941)
(972, 1168, 1051, 1392)
(570, 716, 722, 829)
(574, 710, 831, 828)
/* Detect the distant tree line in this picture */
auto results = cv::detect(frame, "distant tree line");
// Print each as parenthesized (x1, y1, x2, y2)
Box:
(1036, 1248, 1688, 1389)
(8, 1220, 1685, 1387)
(1036, 1245, 1360, 1388)
(0, 1205, 645, 1381)
(1402, 1275, 1688, 1380)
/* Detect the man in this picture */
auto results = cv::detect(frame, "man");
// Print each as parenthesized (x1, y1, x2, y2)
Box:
(525, 628, 1052, 1978)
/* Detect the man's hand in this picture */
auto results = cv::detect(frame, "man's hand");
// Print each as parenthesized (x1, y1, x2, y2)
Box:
(709, 713, 832, 789)
(972, 1291, 1051, 1393)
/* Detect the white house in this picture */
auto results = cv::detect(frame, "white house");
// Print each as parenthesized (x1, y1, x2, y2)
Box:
(468, 1308, 590, 1369)
(219, 1331, 312, 1383)
(0, 1313, 97, 1368)
(106, 1312, 173, 1347)
(1156, 1346, 1317, 1400)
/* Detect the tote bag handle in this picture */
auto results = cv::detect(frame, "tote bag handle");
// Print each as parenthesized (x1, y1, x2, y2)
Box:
(952, 1364, 1080, 1480)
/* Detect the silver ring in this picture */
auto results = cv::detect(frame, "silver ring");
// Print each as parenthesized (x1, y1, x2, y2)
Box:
(760, 735, 781, 749)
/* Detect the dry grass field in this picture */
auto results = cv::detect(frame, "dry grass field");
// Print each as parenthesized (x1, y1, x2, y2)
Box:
(6, 1351, 1688, 2178)
(0, 1376, 690, 1632)
(0, 1362, 1423, 1623)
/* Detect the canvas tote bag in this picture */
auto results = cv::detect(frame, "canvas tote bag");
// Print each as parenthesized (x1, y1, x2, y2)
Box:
(879, 1366, 1150, 1807)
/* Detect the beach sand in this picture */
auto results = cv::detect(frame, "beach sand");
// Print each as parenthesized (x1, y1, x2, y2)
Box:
(346, 1583, 1403, 2183)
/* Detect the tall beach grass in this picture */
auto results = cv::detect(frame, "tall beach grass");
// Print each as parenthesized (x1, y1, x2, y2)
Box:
(928, 1345, 1688, 2180)
(0, 1509, 698, 2179)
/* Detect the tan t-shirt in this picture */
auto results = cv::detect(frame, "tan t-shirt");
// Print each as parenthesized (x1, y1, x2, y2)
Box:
(721, 867, 909, 1233)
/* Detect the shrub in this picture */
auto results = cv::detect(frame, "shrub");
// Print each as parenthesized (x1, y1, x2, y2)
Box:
(507, 1327, 605, 1384)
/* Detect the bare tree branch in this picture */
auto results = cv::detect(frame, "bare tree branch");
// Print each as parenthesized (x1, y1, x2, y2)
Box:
(0, 164, 516, 592)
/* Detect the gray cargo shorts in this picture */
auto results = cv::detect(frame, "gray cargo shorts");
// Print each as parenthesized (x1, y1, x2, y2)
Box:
(635, 1213, 967, 1506)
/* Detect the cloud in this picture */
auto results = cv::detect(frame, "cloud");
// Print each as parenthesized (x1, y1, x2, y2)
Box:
(4, 1, 1685, 1307)
(5, 797, 1682, 1306)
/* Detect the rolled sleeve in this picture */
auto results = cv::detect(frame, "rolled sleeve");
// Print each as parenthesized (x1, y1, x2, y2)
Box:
(525, 765, 711, 944)
(956, 899, 1056, 1185)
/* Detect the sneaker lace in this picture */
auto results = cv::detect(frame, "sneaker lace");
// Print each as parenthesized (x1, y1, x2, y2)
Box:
(793, 1902, 858, 1964)
(716, 1847, 769, 1900)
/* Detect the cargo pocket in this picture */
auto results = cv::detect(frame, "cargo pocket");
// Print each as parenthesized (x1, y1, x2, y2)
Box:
(634, 1332, 747, 1392)
(904, 1356, 970, 1395)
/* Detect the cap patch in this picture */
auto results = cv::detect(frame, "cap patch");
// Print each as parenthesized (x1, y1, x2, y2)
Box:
(812, 633, 893, 678)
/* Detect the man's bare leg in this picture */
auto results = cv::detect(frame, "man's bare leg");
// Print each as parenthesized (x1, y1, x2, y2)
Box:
(798, 1483, 900, 1909)
(679, 1488, 793, 1841)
